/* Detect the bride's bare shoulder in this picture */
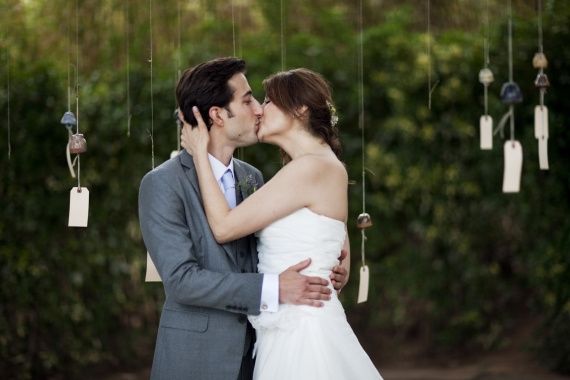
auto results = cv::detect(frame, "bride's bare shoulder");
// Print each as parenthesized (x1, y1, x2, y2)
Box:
(288, 154, 347, 181)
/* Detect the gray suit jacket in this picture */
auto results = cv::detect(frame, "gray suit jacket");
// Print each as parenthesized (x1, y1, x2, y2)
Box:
(139, 150, 265, 379)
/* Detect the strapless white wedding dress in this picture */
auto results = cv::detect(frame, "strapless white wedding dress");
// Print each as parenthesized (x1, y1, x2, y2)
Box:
(249, 208, 382, 379)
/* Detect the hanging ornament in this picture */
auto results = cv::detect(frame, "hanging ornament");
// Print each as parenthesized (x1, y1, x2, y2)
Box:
(357, 212, 373, 229)
(355, 0, 370, 304)
(170, 1, 182, 160)
(534, 0, 550, 170)
(66, 0, 89, 228)
(479, 0, 494, 150)
(495, 0, 523, 193)
(146, 0, 161, 282)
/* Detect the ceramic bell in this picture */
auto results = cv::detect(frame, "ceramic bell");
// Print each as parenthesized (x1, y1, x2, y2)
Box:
(356, 213, 373, 229)
(60, 111, 77, 130)
(69, 133, 87, 154)
(500, 82, 523, 105)
(532, 52, 548, 69)
(534, 73, 550, 89)
(478, 68, 494, 85)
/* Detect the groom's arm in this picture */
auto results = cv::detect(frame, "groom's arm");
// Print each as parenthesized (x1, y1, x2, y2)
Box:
(139, 170, 264, 315)
(139, 169, 331, 315)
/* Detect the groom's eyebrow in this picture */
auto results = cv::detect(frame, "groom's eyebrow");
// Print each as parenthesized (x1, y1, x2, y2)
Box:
(242, 90, 253, 98)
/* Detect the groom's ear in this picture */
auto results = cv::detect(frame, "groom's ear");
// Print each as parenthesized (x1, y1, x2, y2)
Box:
(208, 106, 223, 127)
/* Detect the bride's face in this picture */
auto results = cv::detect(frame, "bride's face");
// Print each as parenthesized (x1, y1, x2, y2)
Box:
(257, 97, 293, 143)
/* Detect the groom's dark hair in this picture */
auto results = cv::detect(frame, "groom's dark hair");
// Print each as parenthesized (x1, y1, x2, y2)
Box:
(176, 57, 247, 129)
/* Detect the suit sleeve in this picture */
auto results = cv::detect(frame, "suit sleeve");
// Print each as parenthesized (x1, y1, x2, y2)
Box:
(139, 170, 263, 315)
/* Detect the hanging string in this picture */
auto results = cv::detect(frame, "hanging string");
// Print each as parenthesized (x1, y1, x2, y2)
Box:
(126, 0, 131, 137)
(493, 0, 516, 141)
(537, 0, 545, 107)
(507, 0, 514, 141)
(358, 0, 367, 267)
(280, 0, 286, 71)
(231, 0, 236, 56)
(238, 3, 243, 58)
(149, 0, 155, 169)
(176, 0, 181, 152)
(483, 0, 490, 116)
(426, 0, 439, 110)
(75, 0, 81, 189)
(6, 49, 10, 160)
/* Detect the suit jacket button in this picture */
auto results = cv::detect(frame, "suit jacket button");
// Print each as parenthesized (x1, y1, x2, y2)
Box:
(241, 269, 247, 273)
(238, 315, 247, 324)
(239, 251, 245, 258)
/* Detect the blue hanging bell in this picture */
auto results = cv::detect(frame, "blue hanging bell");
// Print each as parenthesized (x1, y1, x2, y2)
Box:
(534, 73, 550, 89)
(500, 82, 523, 105)
(60, 111, 77, 130)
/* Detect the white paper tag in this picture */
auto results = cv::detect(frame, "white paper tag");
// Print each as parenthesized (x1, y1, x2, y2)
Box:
(480, 115, 493, 150)
(502, 141, 523, 193)
(534, 106, 548, 139)
(145, 252, 162, 282)
(68, 187, 89, 227)
(170, 150, 179, 159)
(539, 137, 549, 170)
(357, 265, 369, 304)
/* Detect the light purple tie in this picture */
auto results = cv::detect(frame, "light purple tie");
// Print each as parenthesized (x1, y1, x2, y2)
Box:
(221, 169, 236, 209)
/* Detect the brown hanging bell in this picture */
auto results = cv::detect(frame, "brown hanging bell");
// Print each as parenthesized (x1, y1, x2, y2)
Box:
(69, 133, 87, 154)
(356, 212, 373, 229)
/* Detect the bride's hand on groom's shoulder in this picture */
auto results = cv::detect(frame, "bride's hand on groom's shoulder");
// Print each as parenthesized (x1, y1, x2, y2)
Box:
(180, 106, 209, 157)
(278, 258, 332, 307)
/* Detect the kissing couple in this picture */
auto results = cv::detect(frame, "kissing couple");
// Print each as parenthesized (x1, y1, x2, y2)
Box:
(139, 57, 382, 379)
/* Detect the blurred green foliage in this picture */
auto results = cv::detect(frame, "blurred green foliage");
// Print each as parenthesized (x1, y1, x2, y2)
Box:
(0, 0, 568, 377)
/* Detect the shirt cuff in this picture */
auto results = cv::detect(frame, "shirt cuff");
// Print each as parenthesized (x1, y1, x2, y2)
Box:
(260, 273, 279, 312)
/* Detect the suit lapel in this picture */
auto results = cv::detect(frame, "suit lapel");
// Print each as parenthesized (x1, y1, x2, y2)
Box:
(179, 151, 237, 266)
(233, 160, 259, 273)
(233, 160, 249, 204)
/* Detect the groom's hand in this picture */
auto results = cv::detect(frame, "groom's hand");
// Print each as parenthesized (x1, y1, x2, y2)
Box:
(279, 258, 331, 307)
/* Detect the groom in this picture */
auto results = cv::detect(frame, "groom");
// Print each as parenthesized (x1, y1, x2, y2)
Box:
(139, 57, 348, 380)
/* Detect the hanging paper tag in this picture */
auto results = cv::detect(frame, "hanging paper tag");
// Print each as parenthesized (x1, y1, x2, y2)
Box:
(502, 141, 523, 193)
(534, 106, 548, 139)
(170, 150, 179, 159)
(68, 187, 89, 227)
(357, 265, 369, 304)
(145, 252, 162, 282)
(538, 137, 549, 170)
(480, 115, 493, 150)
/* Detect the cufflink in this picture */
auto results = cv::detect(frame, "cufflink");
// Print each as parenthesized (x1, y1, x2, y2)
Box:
(261, 303, 268, 311)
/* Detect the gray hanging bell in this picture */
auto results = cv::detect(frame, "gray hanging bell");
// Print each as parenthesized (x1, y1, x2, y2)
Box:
(532, 52, 548, 69)
(69, 133, 87, 154)
(478, 68, 494, 85)
(534, 73, 550, 89)
(60, 111, 77, 130)
(500, 82, 523, 105)
(356, 213, 373, 229)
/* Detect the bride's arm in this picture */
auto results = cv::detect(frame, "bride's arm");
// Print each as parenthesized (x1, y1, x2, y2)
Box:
(181, 107, 317, 243)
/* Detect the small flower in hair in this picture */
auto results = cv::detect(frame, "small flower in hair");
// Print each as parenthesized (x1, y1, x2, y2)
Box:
(327, 101, 339, 127)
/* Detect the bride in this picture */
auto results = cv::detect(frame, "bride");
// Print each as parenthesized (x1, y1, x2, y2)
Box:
(181, 68, 382, 379)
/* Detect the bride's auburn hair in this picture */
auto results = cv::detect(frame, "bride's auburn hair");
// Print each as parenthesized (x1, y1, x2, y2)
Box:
(263, 68, 342, 161)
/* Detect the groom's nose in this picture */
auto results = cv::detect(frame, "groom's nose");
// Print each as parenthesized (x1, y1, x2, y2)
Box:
(253, 98, 263, 117)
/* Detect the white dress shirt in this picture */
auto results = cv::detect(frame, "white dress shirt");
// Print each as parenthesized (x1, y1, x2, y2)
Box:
(208, 154, 279, 313)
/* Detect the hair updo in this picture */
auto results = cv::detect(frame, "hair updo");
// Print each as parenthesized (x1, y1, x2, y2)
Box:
(262, 68, 342, 161)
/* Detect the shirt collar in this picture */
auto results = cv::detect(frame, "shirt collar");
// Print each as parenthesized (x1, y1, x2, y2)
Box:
(208, 153, 234, 183)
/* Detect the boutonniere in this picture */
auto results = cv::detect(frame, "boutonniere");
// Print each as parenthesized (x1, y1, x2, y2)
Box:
(237, 174, 258, 198)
